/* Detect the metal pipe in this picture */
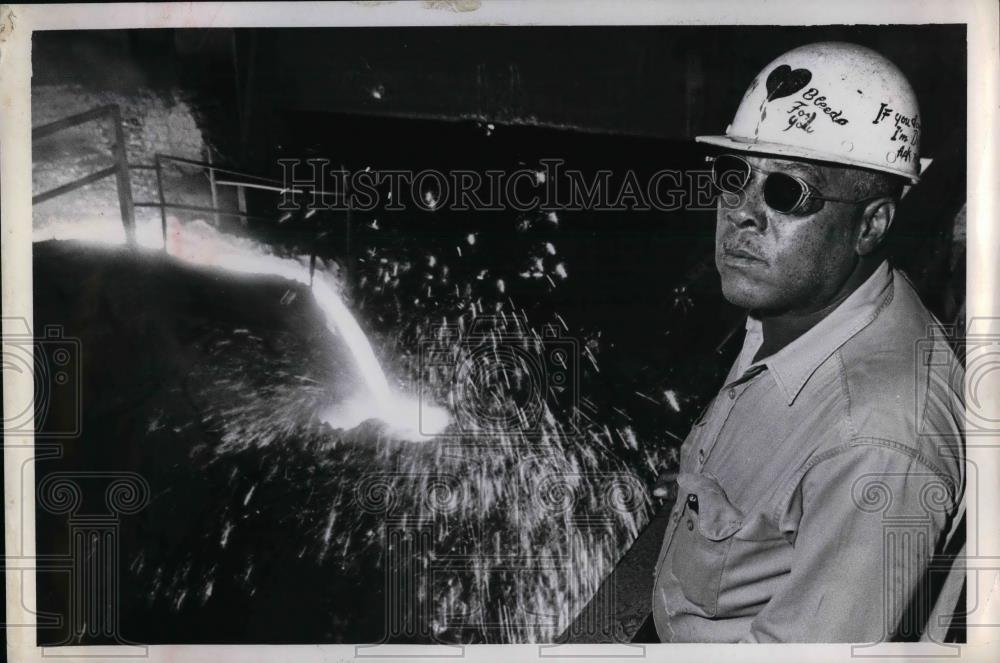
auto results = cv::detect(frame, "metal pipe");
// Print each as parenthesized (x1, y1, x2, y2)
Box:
(206, 147, 221, 228)
(110, 105, 137, 246)
(237, 183, 248, 227)
(155, 153, 279, 184)
(213, 179, 343, 202)
(213, 180, 292, 195)
(154, 155, 168, 251)
(32, 104, 117, 140)
(32, 166, 118, 205)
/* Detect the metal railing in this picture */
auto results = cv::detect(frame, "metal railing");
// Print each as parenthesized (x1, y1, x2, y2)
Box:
(132, 153, 283, 246)
(32, 104, 137, 245)
(32, 105, 349, 280)
(136, 153, 351, 285)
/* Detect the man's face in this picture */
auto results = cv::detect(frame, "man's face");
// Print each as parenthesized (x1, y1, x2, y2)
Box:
(714, 154, 863, 315)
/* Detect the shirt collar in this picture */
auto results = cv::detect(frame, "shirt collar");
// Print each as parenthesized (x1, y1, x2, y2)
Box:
(741, 260, 895, 405)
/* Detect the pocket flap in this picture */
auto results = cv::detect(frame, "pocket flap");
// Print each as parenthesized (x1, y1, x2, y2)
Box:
(676, 472, 744, 541)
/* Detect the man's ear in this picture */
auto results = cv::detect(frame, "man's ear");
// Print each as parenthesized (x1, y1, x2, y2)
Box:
(855, 197, 896, 256)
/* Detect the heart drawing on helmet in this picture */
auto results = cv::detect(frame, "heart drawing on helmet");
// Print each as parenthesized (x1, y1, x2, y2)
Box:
(765, 64, 812, 101)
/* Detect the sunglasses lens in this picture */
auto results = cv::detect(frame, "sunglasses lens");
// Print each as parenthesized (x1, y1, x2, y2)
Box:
(763, 172, 807, 214)
(712, 155, 750, 194)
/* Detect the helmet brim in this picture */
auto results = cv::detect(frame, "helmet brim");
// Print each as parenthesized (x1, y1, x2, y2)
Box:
(695, 134, 920, 184)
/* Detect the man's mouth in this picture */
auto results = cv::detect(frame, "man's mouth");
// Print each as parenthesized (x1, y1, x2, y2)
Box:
(721, 244, 768, 264)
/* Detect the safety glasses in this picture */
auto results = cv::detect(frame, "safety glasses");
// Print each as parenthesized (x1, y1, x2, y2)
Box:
(707, 154, 880, 216)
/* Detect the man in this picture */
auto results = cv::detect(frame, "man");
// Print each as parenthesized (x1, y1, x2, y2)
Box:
(651, 42, 965, 643)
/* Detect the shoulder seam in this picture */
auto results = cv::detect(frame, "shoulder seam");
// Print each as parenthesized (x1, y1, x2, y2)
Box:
(772, 438, 958, 524)
(847, 437, 955, 489)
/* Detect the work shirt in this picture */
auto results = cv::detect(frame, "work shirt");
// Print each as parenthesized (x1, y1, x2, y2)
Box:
(652, 261, 965, 642)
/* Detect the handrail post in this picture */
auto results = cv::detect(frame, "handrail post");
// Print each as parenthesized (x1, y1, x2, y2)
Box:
(154, 154, 168, 251)
(237, 180, 248, 227)
(206, 146, 221, 228)
(110, 106, 137, 247)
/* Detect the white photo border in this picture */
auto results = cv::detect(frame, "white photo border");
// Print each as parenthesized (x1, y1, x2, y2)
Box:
(3, 1, 998, 662)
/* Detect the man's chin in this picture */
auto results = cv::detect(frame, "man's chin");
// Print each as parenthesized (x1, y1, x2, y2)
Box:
(719, 273, 775, 310)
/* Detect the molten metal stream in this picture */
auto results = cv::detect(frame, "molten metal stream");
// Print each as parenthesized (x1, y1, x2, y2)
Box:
(33, 216, 449, 439)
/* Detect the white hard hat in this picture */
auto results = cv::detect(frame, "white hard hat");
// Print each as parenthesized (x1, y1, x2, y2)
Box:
(697, 42, 922, 182)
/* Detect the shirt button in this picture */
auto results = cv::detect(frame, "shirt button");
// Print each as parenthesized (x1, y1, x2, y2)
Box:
(686, 518, 694, 531)
(697, 448, 705, 462)
(687, 494, 699, 509)
(728, 387, 737, 399)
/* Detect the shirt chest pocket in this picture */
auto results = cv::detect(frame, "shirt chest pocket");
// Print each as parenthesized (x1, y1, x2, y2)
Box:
(670, 472, 744, 617)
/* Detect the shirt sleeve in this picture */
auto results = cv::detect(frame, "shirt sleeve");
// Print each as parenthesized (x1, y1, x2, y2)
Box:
(740, 443, 958, 643)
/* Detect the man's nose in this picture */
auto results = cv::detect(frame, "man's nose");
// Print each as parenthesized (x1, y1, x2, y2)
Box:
(720, 180, 768, 231)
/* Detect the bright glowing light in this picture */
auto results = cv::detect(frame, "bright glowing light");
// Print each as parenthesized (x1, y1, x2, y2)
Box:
(164, 219, 395, 403)
(34, 216, 449, 441)
(33, 216, 164, 248)
(663, 389, 681, 413)
(321, 391, 450, 440)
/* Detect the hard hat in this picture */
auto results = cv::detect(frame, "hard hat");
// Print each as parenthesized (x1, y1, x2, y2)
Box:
(696, 42, 922, 182)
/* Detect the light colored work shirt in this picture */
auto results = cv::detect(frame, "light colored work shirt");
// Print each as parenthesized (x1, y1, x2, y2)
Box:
(652, 261, 965, 642)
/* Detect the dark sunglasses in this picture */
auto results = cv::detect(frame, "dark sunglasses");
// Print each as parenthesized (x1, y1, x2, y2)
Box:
(707, 154, 880, 216)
